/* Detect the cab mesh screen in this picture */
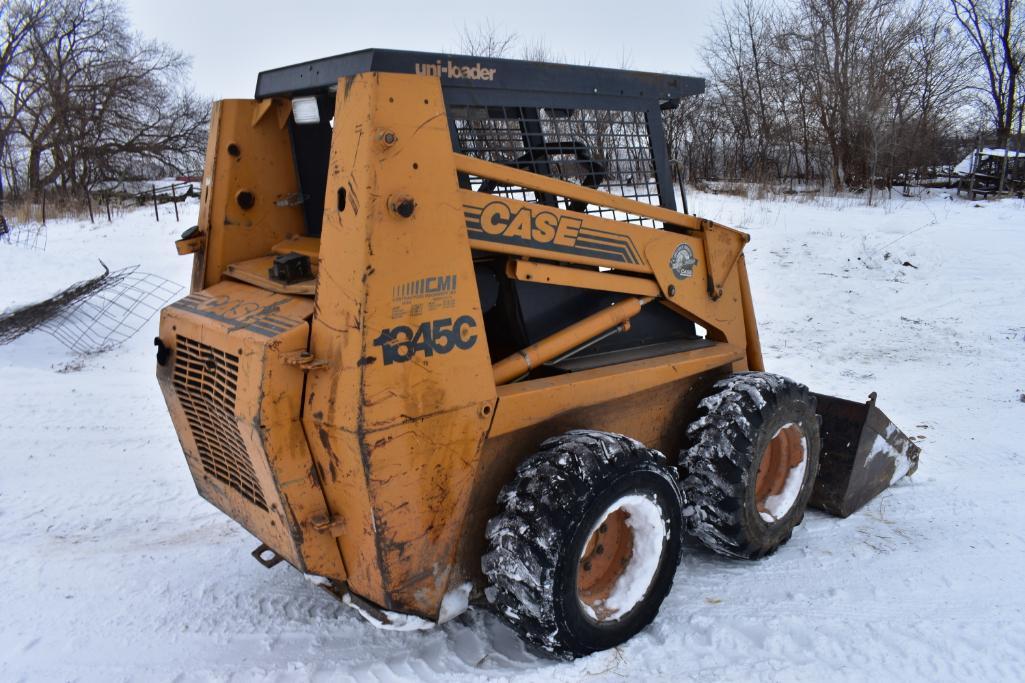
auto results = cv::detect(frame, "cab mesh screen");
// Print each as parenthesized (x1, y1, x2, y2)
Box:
(450, 105, 661, 227)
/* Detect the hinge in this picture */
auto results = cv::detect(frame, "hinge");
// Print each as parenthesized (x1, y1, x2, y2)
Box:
(282, 350, 329, 371)
(310, 513, 345, 537)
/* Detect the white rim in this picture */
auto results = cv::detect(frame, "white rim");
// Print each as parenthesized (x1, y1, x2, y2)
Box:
(758, 423, 808, 523)
(578, 494, 667, 622)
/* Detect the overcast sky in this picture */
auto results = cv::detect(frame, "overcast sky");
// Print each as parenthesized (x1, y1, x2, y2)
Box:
(121, 0, 720, 99)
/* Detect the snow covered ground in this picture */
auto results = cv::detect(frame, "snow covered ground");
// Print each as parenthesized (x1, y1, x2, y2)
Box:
(2, 189, 1024, 681)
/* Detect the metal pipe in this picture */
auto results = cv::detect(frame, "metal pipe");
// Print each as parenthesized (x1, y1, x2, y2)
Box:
(550, 322, 629, 366)
(493, 297, 652, 385)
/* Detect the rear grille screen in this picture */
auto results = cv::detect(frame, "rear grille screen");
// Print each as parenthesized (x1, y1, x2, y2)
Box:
(172, 335, 268, 510)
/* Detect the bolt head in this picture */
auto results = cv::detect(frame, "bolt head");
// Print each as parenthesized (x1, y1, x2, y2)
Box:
(391, 196, 415, 218)
(236, 190, 255, 210)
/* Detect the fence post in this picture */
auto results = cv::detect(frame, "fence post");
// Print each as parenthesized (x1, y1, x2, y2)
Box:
(152, 185, 159, 222)
(967, 133, 981, 200)
(997, 135, 1010, 196)
(171, 184, 180, 222)
(1011, 127, 1023, 194)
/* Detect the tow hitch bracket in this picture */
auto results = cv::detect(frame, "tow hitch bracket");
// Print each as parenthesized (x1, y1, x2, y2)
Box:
(251, 543, 285, 568)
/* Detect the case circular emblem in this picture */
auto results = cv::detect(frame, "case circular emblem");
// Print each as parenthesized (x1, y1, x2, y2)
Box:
(670, 243, 698, 280)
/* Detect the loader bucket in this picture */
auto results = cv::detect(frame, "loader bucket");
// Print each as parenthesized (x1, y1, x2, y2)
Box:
(809, 392, 920, 518)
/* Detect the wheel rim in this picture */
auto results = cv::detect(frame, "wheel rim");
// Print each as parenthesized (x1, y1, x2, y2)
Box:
(755, 423, 808, 523)
(576, 494, 666, 623)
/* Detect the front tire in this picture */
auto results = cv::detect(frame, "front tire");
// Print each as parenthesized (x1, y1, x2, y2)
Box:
(482, 430, 683, 659)
(680, 372, 820, 560)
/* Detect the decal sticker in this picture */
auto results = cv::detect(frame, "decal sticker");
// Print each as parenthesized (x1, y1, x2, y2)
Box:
(171, 293, 300, 337)
(372, 315, 478, 365)
(670, 243, 698, 280)
(415, 60, 497, 81)
(464, 201, 641, 265)
(391, 273, 458, 319)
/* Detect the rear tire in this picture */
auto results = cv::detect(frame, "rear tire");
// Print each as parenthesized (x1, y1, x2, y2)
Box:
(680, 372, 820, 560)
(482, 430, 683, 659)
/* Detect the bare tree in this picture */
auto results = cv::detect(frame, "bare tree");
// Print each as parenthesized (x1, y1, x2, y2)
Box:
(457, 2, 983, 195)
(950, 0, 1024, 142)
(791, 0, 919, 189)
(0, 0, 47, 206)
(457, 20, 518, 58)
(687, 0, 976, 192)
(2, 0, 208, 200)
(899, 4, 976, 178)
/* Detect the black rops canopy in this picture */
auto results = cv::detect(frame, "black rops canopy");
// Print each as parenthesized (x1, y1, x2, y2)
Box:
(261, 49, 705, 235)
(255, 48, 705, 107)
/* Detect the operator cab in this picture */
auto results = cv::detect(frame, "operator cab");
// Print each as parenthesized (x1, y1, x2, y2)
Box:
(214, 49, 709, 372)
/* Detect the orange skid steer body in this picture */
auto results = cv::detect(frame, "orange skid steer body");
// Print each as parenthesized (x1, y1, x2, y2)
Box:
(155, 49, 919, 651)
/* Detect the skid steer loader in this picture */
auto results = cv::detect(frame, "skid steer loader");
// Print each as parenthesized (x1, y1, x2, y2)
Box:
(156, 49, 920, 658)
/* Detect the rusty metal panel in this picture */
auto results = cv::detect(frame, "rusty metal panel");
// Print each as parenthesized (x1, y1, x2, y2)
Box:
(644, 236, 749, 364)
(302, 73, 497, 616)
(156, 281, 345, 579)
(700, 221, 749, 301)
(192, 98, 305, 291)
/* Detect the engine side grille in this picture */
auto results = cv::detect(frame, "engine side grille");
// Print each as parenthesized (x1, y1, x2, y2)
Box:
(172, 335, 268, 510)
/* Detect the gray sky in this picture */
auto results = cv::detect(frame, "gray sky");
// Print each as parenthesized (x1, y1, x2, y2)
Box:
(121, 0, 720, 99)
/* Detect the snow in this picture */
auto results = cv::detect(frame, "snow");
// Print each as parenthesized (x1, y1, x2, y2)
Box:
(580, 494, 667, 621)
(438, 582, 473, 624)
(3, 188, 1025, 680)
(865, 423, 917, 487)
(759, 426, 808, 523)
(343, 594, 435, 632)
(888, 452, 915, 486)
(304, 573, 333, 588)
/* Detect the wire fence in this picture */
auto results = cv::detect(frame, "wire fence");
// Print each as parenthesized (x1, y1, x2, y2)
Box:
(0, 215, 47, 250)
(0, 180, 199, 228)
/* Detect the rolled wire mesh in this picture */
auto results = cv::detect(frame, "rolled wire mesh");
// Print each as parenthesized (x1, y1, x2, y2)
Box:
(39, 267, 182, 354)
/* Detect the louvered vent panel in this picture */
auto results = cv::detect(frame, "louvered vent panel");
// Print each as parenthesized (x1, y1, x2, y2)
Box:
(172, 335, 267, 510)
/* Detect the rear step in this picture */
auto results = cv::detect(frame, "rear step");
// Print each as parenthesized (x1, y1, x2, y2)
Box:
(810, 392, 921, 518)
